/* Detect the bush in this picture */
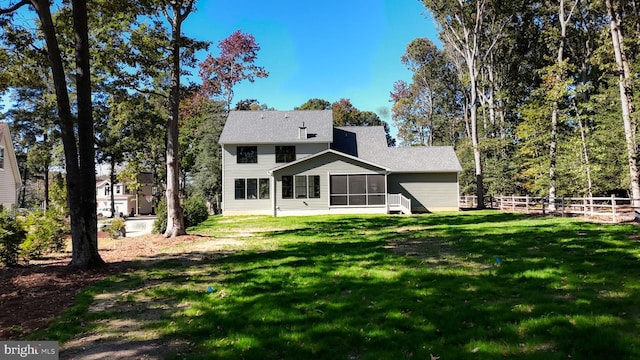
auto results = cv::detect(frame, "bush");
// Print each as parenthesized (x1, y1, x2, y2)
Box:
(183, 195, 209, 228)
(0, 213, 26, 267)
(152, 199, 167, 234)
(152, 196, 209, 234)
(19, 211, 68, 261)
(104, 217, 126, 239)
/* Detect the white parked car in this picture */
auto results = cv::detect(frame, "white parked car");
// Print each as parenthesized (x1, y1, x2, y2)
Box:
(97, 207, 114, 218)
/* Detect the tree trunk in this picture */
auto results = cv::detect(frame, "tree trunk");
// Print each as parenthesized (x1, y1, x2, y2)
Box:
(110, 158, 116, 216)
(31, 0, 103, 268)
(606, 0, 640, 206)
(549, 104, 558, 210)
(164, 7, 186, 238)
(43, 131, 49, 211)
(70, 0, 103, 268)
(468, 49, 484, 209)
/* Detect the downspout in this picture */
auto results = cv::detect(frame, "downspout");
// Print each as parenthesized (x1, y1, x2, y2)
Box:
(385, 170, 391, 213)
(220, 144, 225, 214)
(268, 169, 276, 216)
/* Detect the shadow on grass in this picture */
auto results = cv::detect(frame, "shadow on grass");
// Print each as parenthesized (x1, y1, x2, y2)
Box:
(45, 211, 640, 359)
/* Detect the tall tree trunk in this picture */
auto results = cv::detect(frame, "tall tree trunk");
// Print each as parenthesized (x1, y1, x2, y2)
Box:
(43, 131, 49, 211)
(163, 3, 188, 238)
(469, 76, 485, 209)
(606, 0, 640, 206)
(28, 0, 103, 268)
(70, 0, 103, 268)
(549, 0, 576, 210)
(110, 158, 116, 216)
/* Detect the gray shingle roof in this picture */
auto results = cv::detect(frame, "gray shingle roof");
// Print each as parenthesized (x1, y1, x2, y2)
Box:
(219, 110, 334, 144)
(219, 112, 462, 173)
(333, 126, 463, 173)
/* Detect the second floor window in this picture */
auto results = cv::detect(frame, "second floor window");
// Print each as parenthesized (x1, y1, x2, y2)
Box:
(0, 147, 4, 170)
(237, 146, 258, 163)
(276, 146, 296, 163)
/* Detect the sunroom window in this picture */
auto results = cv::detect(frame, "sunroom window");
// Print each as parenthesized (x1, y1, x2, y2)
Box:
(330, 174, 385, 206)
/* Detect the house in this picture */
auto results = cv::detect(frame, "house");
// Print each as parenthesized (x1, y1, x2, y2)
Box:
(0, 122, 22, 211)
(218, 110, 462, 216)
(96, 172, 154, 216)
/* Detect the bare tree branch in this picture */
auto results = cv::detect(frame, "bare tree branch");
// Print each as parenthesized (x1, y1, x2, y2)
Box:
(0, 0, 30, 15)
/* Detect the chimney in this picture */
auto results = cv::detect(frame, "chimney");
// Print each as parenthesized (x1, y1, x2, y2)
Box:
(298, 122, 307, 139)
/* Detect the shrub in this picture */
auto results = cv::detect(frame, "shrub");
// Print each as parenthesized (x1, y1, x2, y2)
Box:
(0, 213, 26, 267)
(104, 218, 126, 239)
(19, 211, 68, 261)
(152, 196, 209, 234)
(152, 199, 167, 234)
(183, 195, 209, 228)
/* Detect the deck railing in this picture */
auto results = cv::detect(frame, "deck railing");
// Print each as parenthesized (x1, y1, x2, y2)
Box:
(388, 193, 412, 214)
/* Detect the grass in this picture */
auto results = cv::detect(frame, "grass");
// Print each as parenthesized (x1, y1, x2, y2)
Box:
(32, 211, 640, 359)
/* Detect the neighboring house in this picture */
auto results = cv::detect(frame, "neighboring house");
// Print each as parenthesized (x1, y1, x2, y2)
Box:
(0, 122, 22, 210)
(96, 172, 154, 216)
(218, 110, 462, 216)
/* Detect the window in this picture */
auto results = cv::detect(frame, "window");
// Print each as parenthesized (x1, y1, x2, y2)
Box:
(308, 175, 320, 198)
(259, 179, 270, 199)
(295, 176, 307, 198)
(0, 147, 4, 170)
(247, 179, 258, 199)
(234, 179, 246, 200)
(115, 185, 121, 195)
(276, 146, 296, 163)
(237, 146, 258, 163)
(282, 176, 293, 199)
(104, 184, 111, 196)
(283, 175, 320, 199)
(330, 174, 386, 206)
(235, 178, 269, 200)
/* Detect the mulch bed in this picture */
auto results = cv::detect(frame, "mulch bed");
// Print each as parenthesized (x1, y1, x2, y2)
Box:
(0, 234, 199, 340)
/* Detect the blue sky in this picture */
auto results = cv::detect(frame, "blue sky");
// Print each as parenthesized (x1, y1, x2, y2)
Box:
(184, 0, 439, 122)
(2, 0, 439, 134)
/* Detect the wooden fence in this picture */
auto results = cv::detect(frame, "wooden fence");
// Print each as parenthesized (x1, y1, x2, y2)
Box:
(460, 195, 639, 223)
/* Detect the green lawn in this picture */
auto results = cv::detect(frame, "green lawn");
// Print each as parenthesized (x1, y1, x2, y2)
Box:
(36, 211, 640, 359)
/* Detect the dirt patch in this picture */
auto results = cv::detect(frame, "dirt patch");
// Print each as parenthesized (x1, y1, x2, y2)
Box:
(0, 233, 206, 340)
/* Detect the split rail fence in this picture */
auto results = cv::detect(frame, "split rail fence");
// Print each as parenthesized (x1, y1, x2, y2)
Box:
(460, 195, 639, 223)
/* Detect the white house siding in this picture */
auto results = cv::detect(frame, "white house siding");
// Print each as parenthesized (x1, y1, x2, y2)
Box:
(388, 172, 459, 212)
(221, 143, 329, 214)
(0, 131, 19, 209)
(0, 157, 17, 208)
(273, 152, 387, 216)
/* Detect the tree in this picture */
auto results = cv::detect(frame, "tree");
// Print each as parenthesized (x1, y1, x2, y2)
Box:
(390, 38, 460, 146)
(235, 98, 271, 110)
(295, 98, 332, 110)
(332, 98, 396, 146)
(158, 0, 196, 238)
(1, 0, 104, 268)
(180, 92, 227, 212)
(199, 30, 269, 111)
(422, 0, 514, 207)
(605, 0, 640, 205)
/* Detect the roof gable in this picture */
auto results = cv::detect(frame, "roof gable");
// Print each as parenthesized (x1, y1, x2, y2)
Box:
(219, 110, 334, 144)
(268, 149, 390, 174)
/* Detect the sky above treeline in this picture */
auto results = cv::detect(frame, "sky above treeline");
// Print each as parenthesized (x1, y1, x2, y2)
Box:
(188, 0, 439, 121)
(1, 1, 440, 135)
